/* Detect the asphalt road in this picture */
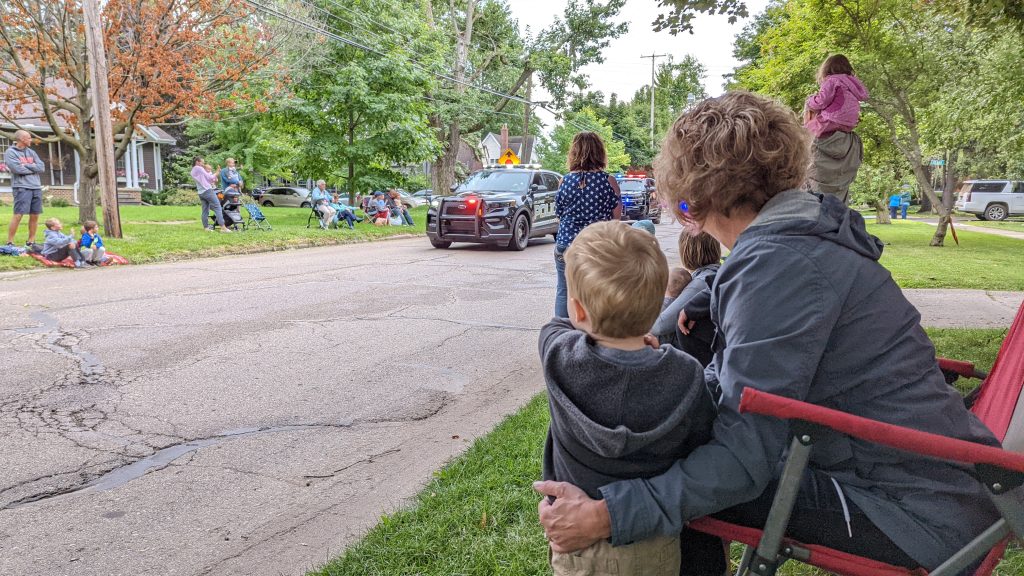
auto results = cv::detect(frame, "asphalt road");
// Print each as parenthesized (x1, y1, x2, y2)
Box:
(1, 221, 1021, 576)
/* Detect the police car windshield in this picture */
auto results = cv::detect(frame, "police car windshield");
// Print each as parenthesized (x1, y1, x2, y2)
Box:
(459, 171, 530, 192)
(618, 180, 646, 192)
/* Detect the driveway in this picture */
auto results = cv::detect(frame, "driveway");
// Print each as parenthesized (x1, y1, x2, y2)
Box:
(0, 221, 1018, 576)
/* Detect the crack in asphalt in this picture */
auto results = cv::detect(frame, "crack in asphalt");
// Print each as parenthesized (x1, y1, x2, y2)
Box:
(301, 448, 402, 479)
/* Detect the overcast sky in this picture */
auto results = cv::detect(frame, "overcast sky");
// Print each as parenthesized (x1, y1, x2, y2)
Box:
(505, 0, 772, 131)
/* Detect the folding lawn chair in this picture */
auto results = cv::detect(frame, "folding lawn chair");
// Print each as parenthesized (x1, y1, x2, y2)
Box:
(243, 202, 272, 230)
(306, 203, 333, 229)
(690, 300, 1024, 576)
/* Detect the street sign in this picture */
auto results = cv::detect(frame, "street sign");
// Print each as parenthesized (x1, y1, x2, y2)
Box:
(930, 158, 945, 166)
(498, 148, 520, 165)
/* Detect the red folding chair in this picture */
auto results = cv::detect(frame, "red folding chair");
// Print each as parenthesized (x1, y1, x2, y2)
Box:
(691, 300, 1024, 576)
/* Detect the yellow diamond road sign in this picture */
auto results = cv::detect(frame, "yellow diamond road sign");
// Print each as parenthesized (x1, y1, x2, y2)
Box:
(498, 148, 520, 165)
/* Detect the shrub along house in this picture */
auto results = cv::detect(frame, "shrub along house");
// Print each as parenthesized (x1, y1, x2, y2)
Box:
(0, 99, 175, 206)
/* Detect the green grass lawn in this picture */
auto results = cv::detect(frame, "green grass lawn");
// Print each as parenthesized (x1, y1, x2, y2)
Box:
(865, 220, 1024, 290)
(0, 204, 426, 271)
(310, 328, 1019, 576)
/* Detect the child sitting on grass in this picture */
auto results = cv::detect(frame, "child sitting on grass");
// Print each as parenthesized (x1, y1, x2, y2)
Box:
(41, 218, 86, 267)
(78, 220, 106, 265)
(538, 221, 720, 576)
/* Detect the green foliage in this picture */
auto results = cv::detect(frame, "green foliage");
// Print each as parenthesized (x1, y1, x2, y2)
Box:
(164, 188, 202, 206)
(538, 108, 631, 173)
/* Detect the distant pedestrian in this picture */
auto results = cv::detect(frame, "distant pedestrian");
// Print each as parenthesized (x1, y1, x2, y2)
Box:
(5, 129, 46, 248)
(803, 54, 869, 204)
(553, 132, 622, 317)
(901, 195, 910, 219)
(190, 157, 231, 233)
(78, 220, 107, 265)
(219, 158, 243, 192)
(889, 193, 901, 220)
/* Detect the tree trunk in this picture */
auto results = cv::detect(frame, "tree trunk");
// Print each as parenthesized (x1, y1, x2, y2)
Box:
(909, 162, 948, 246)
(875, 198, 892, 224)
(432, 123, 460, 196)
(78, 159, 98, 224)
(348, 109, 356, 205)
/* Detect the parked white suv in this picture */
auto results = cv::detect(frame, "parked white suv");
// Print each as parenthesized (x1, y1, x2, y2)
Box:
(955, 180, 1024, 221)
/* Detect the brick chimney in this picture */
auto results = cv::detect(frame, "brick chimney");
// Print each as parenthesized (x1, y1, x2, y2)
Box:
(500, 124, 509, 152)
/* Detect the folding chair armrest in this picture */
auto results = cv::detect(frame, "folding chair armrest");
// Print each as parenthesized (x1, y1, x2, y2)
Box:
(938, 357, 987, 380)
(738, 388, 1024, 474)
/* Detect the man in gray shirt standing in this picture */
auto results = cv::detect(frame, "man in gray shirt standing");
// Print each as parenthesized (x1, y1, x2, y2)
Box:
(5, 130, 46, 247)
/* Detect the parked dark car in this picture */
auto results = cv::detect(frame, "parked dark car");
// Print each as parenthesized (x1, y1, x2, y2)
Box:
(618, 177, 661, 224)
(426, 167, 560, 251)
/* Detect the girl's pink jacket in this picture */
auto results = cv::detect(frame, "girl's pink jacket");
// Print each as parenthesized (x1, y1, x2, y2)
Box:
(805, 74, 869, 138)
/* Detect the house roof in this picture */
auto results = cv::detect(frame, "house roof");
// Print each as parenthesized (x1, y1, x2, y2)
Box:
(1, 80, 176, 144)
(481, 133, 538, 159)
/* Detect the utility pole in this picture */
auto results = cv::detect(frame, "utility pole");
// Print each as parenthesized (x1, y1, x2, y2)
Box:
(641, 53, 668, 149)
(521, 72, 533, 165)
(82, 0, 122, 238)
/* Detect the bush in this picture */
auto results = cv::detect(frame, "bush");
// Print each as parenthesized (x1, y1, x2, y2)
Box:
(165, 188, 201, 206)
(51, 197, 70, 207)
(140, 189, 166, 205)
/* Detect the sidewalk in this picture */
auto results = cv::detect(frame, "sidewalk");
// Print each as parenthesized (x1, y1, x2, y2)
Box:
(905, 289, 1023, 328)
(907, 216, 1024, 240)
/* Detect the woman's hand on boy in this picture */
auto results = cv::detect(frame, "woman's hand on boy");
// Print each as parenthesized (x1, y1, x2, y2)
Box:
(533, 480, 611, 553)
(678, 310, 696, 335)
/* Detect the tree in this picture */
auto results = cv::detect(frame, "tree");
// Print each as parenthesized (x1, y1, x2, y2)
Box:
(424, 0, 628, 196)
(537, 107, 630, 173)
(291, 53, 438, 201)
(0, 0, 284, 222)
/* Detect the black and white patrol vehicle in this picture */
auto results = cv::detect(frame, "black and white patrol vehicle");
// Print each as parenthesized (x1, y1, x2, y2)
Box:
(426, 165, 561, 251)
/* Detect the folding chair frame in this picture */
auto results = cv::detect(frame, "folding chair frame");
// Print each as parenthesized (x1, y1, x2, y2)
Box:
(706, 388, 1024, 576)
(242, 203, 272, 231)
(306, 204, 335, 229)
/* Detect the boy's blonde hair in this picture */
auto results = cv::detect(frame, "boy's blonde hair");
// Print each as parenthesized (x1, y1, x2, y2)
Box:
(654, 91, 808, 224)
(565, 221, 668, 339)
(83, 220, 98, 231)
(44, 217, 61, 230)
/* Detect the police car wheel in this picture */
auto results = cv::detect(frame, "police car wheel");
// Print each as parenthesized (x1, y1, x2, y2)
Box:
(430, 237, 452, 249)
(508, 215, 530, 251)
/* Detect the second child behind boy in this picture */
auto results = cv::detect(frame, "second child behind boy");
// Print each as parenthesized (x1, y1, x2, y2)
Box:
(540, 221, 720, 576)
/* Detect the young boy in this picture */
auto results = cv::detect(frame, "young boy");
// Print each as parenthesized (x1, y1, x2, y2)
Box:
(539, 221, 719, 576)
(78, 220, 106, 265)
(41, 218, 85, 267)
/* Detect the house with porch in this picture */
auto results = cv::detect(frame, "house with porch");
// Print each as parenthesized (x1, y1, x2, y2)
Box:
(1, 99, 176, 206)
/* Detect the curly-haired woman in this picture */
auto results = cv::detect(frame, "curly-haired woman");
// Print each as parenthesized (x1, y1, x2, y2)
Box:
(535, 92, 999, 575)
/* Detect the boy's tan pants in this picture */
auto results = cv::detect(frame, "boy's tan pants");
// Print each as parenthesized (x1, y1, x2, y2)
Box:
(550, 535, 680, 576)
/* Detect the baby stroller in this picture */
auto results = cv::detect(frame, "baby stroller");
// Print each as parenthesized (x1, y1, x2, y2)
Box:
(209, 188, 244, 231)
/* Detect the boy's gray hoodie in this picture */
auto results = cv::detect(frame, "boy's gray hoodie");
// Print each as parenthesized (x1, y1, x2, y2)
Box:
(4, 144, 45, 190)
(599, 191, 1000, 570)
(42, 228, 74, 259)
(540, 318, 716, 499)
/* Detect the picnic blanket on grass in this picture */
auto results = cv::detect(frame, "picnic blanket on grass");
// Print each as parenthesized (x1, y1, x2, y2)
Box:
(28, 252, 129, 268)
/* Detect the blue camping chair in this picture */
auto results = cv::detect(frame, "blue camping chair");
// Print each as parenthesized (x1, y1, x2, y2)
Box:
(243, 202, 272, 230)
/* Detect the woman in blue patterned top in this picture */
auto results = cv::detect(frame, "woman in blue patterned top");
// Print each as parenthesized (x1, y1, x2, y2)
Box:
(553, 132, 622, 317)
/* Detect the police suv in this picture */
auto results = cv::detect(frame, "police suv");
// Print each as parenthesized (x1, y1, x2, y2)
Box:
(426, 165, 561, 251)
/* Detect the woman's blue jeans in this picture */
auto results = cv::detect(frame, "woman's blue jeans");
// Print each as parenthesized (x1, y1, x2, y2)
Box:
(554, 244, 569, 318)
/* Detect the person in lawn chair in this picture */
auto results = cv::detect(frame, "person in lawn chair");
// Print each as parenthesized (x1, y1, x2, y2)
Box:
(535, 91, 1000, 576)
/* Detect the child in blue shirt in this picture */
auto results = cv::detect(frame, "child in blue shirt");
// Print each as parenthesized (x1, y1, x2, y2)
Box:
(79, 220, 106, 265)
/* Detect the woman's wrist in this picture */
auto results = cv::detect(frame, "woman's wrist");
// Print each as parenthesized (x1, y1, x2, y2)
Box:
(588, 498, 612, 540)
